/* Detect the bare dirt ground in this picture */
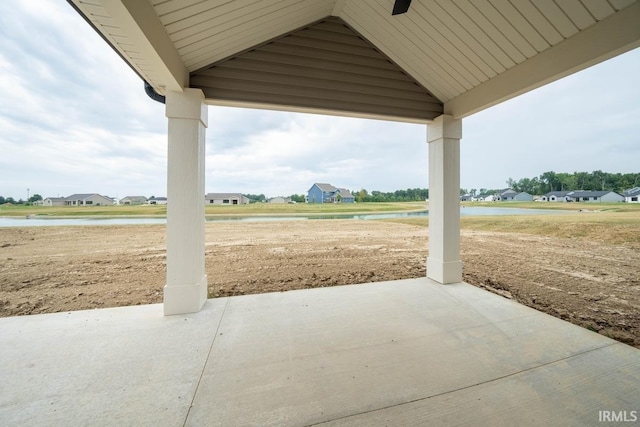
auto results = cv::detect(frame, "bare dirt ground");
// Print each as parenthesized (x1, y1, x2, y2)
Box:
(1, 220, 638, 347)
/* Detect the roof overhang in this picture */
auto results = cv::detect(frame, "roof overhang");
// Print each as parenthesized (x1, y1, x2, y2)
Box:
(69, 0, 640, 122)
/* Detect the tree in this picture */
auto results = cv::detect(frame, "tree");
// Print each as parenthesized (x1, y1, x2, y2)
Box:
(28, 194, 43, 203)
(357, 189, 368, 203)
(496, 170, 640, 195)
(540, 171, 558, 192)
(243, 193, 266, 203)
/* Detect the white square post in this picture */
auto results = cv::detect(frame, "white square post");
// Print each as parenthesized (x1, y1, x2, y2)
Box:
(427, 114, 463, 284)
(164, 88, 208, 315)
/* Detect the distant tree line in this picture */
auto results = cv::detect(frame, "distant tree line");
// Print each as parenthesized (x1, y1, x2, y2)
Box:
(243, 189, 429, 203)
(0, 194, 42, 205)
(8, 171, 635, 206)
(243, 194, 267, 203)
(353, 188, 429, 202)
(462, 171, 640, 197)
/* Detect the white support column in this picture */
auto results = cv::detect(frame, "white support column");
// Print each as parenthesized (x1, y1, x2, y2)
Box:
(426, 115, 463, 284)
(164, 88, 208, 315)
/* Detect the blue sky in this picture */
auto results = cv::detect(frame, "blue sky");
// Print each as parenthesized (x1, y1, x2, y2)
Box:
(0, 1, 638, 200)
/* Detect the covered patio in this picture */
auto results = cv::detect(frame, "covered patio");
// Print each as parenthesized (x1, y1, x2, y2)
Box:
(66, 0, 640, 316)
(3, 278, 640, 425)
(2, 0, 640, 424)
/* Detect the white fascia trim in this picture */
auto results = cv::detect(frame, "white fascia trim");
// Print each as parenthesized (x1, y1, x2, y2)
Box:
(102, 0, 188, 92)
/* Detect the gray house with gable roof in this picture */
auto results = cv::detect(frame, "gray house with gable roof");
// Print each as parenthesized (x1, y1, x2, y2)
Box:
(495, 189, 533, 202)
(566, 191, 624, 203)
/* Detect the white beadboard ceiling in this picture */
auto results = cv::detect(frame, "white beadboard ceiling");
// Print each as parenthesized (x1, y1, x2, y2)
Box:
(70, 0, 640, 121)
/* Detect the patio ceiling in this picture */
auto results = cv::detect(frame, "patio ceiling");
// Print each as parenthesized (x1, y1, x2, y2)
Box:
(70, 0, 640, 122)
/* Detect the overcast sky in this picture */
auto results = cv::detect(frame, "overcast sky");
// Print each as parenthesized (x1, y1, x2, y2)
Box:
(1, 1, 639, 201)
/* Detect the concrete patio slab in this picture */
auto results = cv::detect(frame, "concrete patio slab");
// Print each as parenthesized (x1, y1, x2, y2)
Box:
(0, 299, 227, 426)
(1, 278, 638, 426)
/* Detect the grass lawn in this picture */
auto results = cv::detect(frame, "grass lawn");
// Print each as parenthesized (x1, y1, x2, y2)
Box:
(0, 201, 427, 217)
(0, 204, 168, 217)
(463, 201, 640, 212)
(384, 209, 640, 247)
(3, 201, 638, 247)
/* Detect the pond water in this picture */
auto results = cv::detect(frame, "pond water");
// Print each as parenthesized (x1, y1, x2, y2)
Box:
(0, 207, 569, 228)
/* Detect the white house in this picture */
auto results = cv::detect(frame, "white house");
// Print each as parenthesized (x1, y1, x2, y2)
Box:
(147, 196, 167, 205)
(268, 197, 290, 204)
(541, 191, 571, 202)
(473, 193, 496, 202)
(120, 196, 148, 205)
(566, 191, 624, 203)
(623, 187, 640, 203)
(41, 197, 66, 207)
(43, 194, 114, 206)
(205, 193, 249, 205)
(64, 193, 114, 206)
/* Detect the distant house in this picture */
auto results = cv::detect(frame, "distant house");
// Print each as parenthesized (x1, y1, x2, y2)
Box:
(64, 193, 114, 206)
(42, 197, 66, 207)
(566, 191, 624, 203)
(147, 196, 167, 205)
(492, 189, 532, 201)
(460, 194, 473, 202)
(120, 196, 147, 205)
(540, 191, 571, 202)
(476, 193, 495, 202)
(205, 193, 249, 205)
(494, 189, 518, 201)
(513, 192, 534, 201)
(623, 187, 640, 203)
(268, 197, 290, 204)
(307, 183, 355, 203)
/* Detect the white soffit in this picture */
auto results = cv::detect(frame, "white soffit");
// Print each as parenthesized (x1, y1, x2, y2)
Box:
(338, 0, 640, 117)
(155, 0, 336, 72)
(72, 0, 188, 92)
(70, 0, 640, 119)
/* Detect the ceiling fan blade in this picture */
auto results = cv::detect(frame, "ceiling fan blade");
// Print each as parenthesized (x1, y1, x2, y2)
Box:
(392, 0, 412, 15)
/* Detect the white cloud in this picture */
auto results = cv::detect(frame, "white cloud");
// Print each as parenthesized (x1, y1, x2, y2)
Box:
(206, 109, 426, 196)
(462, 48, 640, 189)
(0, 1, 638, 200)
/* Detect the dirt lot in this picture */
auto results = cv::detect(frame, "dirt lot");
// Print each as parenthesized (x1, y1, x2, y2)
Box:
(1, 220, 638, 347)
